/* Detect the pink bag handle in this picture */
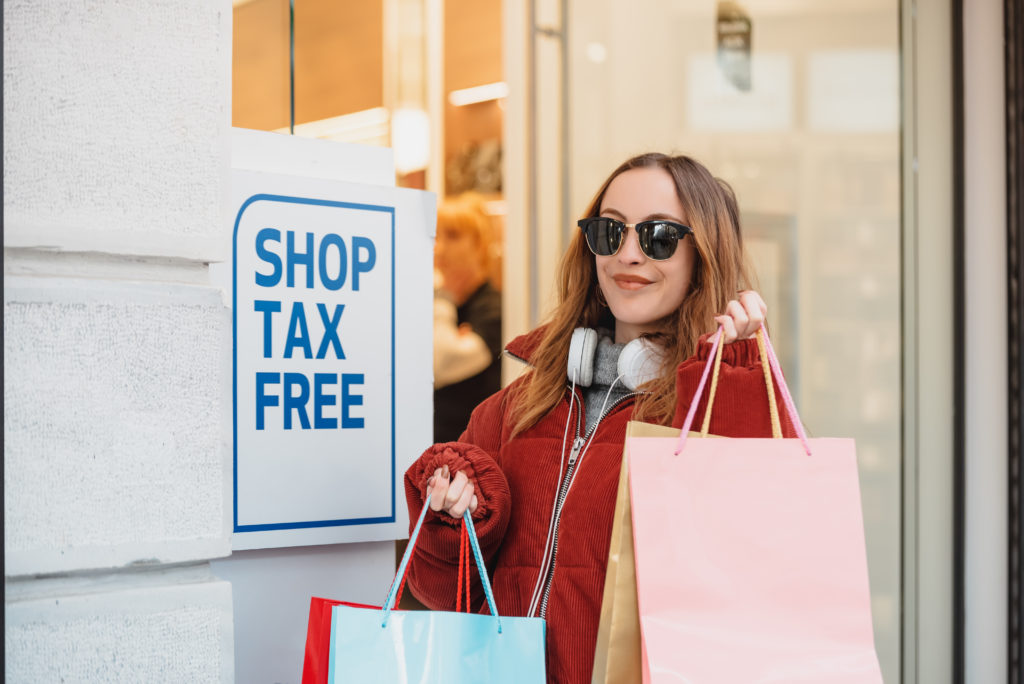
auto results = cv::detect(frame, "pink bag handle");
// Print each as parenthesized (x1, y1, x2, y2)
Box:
(674, 324, 811, 456)
(699, 328, 782, 438)
(674, 326, 725, 452)
(759, 324, 811, 453)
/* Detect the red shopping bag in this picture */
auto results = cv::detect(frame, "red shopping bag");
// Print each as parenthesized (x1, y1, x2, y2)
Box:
(301, 597, 379, 684)
(300, 520, 479, 684)
(628, 327, 883, 683)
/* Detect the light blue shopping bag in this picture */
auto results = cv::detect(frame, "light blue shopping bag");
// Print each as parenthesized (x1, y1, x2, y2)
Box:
(327, 502, 547, 683)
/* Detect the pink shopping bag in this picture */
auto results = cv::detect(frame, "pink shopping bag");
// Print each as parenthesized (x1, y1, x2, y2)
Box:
(628, 327, 882, 683)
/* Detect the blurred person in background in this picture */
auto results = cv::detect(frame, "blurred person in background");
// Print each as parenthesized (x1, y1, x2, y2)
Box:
(433, 193, 502, 442)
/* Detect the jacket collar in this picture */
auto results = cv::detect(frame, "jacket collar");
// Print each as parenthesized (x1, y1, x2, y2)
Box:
(503, 326, 549, 366)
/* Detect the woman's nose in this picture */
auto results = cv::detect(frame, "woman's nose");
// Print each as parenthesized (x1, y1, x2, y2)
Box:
(616, 226, 646, 263)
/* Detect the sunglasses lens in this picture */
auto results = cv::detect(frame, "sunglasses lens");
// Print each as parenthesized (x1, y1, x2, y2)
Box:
(581, 218, 623, 256)
(638, 222, 683, 260)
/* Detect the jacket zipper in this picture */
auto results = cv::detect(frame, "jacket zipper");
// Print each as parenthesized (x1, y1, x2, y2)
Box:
(537, 388, 637, 618)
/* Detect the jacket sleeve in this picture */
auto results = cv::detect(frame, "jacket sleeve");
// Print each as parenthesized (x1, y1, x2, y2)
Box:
(671, 333, 798, 438)
(402, 391, 512, 611)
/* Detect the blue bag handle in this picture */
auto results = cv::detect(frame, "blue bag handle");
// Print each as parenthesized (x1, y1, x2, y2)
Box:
(381, 499, 503, 633)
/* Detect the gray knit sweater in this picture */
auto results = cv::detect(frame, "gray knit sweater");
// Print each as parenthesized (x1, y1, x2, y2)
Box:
(580, 333, 633, 434)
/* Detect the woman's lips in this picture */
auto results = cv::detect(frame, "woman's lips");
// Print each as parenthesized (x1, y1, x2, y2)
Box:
(613, 275, 653, 290)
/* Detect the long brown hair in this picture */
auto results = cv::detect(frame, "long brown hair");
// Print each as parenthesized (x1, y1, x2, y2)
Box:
(510, 152, 755, 435)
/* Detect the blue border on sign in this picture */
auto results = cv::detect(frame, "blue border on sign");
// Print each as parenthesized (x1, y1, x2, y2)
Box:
(232, 193, 397, 533)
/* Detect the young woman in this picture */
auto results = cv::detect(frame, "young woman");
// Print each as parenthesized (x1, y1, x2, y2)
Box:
(403, 153, 793, 682)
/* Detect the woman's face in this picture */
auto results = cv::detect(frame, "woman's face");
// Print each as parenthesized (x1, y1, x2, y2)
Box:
(594, 166, 697, 344)
(435, 219, 487, 301)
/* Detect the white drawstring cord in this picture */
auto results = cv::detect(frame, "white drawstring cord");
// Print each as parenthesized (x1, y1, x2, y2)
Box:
(526, 373, 624, 617)
(526, 370, 578, 617)
(560, 374, 622, 493)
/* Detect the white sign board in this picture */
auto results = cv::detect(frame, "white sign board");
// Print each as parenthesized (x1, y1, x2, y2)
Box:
(232, 169, 434, 550)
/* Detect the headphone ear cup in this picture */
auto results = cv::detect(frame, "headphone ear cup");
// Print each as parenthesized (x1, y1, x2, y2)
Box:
(618, 337, 664, 391)
(567, 328, 598, 387)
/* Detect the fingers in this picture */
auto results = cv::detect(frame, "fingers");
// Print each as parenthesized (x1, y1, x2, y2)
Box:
(716, 290, 767, 342)
(428, 465, 449, 512)
(426, 465, 477, 518)
(714, 312, 739, 344)
(444, 470, 468, 509)
(447, 477, 475, 519)
(739, 290, 768, 325)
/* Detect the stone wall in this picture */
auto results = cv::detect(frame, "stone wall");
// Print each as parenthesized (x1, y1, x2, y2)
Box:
(4, 1, 235, 680)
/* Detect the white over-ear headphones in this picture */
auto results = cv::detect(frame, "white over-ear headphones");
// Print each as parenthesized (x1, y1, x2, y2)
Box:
(567, 328, 664, 391)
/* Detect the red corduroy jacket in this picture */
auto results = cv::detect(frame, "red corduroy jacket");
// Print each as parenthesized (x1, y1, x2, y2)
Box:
(403, 329, 795, 683)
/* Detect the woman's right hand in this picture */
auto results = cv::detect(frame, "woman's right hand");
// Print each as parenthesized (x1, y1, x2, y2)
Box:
(427, 465, 479, 518)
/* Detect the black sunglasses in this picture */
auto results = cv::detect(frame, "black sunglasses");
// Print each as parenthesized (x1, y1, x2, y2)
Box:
(577, 217, 693, 261)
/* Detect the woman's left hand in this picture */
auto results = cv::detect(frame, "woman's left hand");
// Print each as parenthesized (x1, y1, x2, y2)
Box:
(715, 290, 767, 343)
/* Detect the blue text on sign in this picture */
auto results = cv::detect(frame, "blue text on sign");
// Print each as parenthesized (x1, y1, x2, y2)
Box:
(254, 228, 377, 291)
(256, 372, 365, 430)
(253, 300, 345, 360)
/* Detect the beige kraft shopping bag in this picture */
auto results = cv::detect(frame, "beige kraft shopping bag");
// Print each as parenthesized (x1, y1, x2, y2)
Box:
(592, 421, 680, 684)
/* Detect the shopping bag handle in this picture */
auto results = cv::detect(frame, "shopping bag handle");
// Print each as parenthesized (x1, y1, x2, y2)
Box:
(382, 499, 504, 633)
(698, 327, 782, 438)
(755, 328, 783, 438)
(759, 325, 810, 452)
(675, 323, 811, 456)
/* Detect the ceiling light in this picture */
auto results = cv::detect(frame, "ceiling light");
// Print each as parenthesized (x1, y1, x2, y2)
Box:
(586, 42, 608, 64)
(391, 108, 431, 174)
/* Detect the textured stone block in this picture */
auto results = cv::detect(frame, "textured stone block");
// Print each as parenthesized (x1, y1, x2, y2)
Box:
(4, 277, 231, 575)
(2, 0, 230, 259)
(6, 578, 233, 683)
